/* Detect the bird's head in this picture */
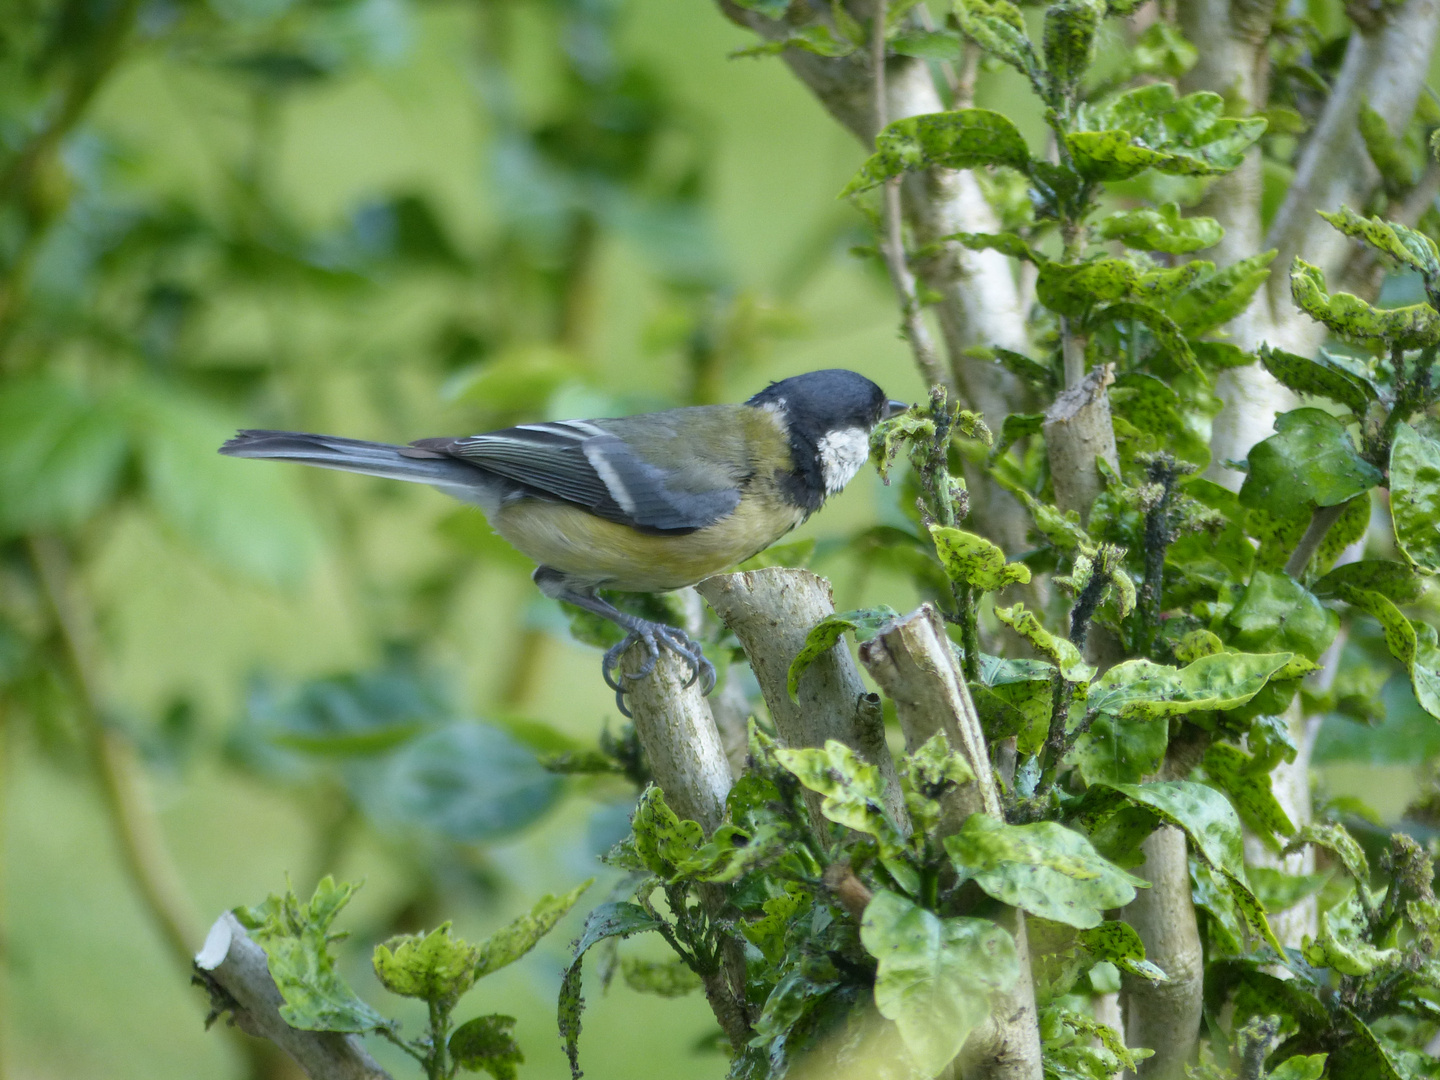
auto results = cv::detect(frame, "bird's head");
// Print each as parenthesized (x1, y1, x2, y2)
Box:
(748, 369, 910, 510)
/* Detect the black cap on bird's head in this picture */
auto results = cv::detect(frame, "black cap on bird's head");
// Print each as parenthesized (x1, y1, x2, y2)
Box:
(748, 369, 911, 513)
(747, 369, 908, 434)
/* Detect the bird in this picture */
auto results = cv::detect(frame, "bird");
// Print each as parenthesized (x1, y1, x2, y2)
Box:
(220, 368, 908, 713)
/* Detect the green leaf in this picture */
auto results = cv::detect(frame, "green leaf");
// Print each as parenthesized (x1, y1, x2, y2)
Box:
(1085, 652, 1300, 722)
(1389, 422, 1440, 574)
(950, 230, 1043, 263)
(842, 110, 1032, 196)
(973, 654, 1054, 756)
(632, 785, 705, 877)
(729, 0, 790, 15)
(1067, 86, 1266, 181)
(0, 377, 128, 537)
(1202, 742, 1296, 848)
(1166, 251, 1276, 336)
(450, 1014, 523, 1079)
(775, 739, 899, 843)
(1108, 372, 1209, 464)
(1071, 705, 1170, 785)
(1095, 203, 1223, 253)
(953, 0, 1041, 84)
(558, 903, 662, 1079)
(374, 923, 478, 1004)
(929, 525, 1031, 592)
(860, 890, 1019, 1076)
(1312, 559, 1424, 603)
(890, 29, 966, 61)
(236, 877, 389, 1034)
(1358, 103, 1415, 194)
(1095, 782, 1283, 951)
(473, 880, 591, 979)
(1096, 301, 1197, 375)
(1291, 258, 1440, 348)
(944, 816, 1145, 928)
(994, 603, 1095, 682)
(1269, 1054, 1327, 1080)
(1319, 206, 1438, 278)
(1258, 345, 1379, 415)
(1035, 258, 1141, 316)
(1302, 895, 1393, 976)
(1238, 408, 1383, 518)
(1042, 0, 1104, 97)
(787, 606, 899, 700)
(1288, 822, 1370, 886)
(1225, 571, 1339, 662)
(1329, 1008, 1405, 1080)
(619, 956, 702, 998)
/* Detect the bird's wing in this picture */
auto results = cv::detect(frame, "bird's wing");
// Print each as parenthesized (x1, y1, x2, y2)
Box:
(413, 417, 742, 533)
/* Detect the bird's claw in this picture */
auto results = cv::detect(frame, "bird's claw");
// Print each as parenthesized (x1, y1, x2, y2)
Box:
(601, 623, 717, 717)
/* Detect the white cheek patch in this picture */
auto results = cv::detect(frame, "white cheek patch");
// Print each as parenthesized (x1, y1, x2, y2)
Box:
(817, 427, 870, 494)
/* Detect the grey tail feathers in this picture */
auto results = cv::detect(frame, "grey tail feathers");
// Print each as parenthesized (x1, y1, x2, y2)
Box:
(219, 430, 483, 488)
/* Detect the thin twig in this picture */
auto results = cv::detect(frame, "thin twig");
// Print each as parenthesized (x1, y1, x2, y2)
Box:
(872, 0, 947, 390)
(1283, 503, 1348, 579)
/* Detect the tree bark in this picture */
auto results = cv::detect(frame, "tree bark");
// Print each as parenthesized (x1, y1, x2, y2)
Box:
(1044, 364, 1119, 521)
(696, 568, 907, 826)
(1121, 828, 1204, 1080)
(195, 914, 394, 1080)
(860, 606, 1043, 1080)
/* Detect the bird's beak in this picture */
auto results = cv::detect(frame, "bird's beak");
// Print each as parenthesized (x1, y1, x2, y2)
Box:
(883, 399, 911, 419)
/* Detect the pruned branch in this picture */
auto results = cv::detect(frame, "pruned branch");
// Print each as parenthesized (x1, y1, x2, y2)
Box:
(1122, 827, 1204, 1080)
(859, 606, 1043, 1080)
(1043, 363, 1119, 519)
(696, 568, 907, 825)
(621, 644, 733, 833)
(194, 913, 395, 1080)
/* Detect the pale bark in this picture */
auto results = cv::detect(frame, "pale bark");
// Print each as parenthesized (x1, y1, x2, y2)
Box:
(1121, 828, 1204, 1080)
(195, 914, 395, 1080)
(696, 568, 907, 825)
(621, 645, 733, 833)
(860, 606, 1043, 1080)
(1044, 364, 1119, 520)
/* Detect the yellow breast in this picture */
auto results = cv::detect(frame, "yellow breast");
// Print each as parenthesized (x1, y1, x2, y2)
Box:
(491, 491, 805, 593)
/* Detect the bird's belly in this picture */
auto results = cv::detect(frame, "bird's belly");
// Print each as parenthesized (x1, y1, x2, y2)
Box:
(491, 497, 806, 593)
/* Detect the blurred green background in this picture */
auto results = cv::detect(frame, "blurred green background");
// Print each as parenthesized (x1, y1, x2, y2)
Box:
(1, 1, 1435, 1078)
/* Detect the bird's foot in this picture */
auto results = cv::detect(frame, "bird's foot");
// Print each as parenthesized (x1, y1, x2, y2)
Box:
(601, 621, 717, 717)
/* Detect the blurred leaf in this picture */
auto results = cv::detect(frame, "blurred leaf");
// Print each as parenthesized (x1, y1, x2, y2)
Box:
(1389, 422, 1440, 574)
(944, 816, 1144, 928)
(953, 0, 1041, 84)
(842, 110, 1032, 196)
(859, 889, 1019, 1076)
(1312, 560, 1424, 603)
(619, 956, 702, 997)
(1042, 0, 1103, 96)
(738, 537, 816, 570)
(1095, 203, 1222, 254)
(0, 377, 128, 537)
(352, 723, 561, 842)
(1202, 742, 1296, 849)
(890, 29, 966, 61)
(1166, 252, 1276, 336)
(134, 386, 321, 587)
(236, 877, 389, 1034)
(450, 1014, 523, 1079)
(1319, 206, 1438, 278)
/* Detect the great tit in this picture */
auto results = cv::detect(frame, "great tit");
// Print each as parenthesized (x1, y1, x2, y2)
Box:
(220, 368, 907, 709)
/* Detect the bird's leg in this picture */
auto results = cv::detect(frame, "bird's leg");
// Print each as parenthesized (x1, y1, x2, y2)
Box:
(534, 570, 716, 716)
